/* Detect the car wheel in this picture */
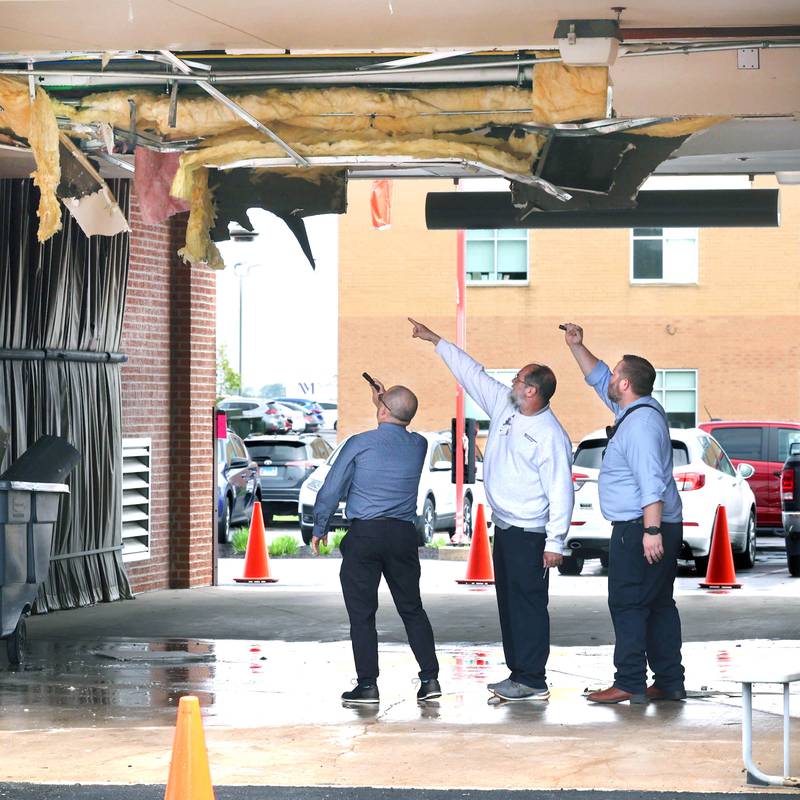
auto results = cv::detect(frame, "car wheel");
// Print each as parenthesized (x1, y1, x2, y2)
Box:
(788, 554, 800, 577)
(6, 617, 26, 666)
(218, 497, 233, 544)
(461, 494, 474, 540)
(557, 555, 584, 576)
(734, 512, 757, 570)
(301, 524, 314, 545)
(417, 497, 436, 546)
(263, 507, 274, 528)
(599, 552, 609, 570)
(694, 555, 709, 577)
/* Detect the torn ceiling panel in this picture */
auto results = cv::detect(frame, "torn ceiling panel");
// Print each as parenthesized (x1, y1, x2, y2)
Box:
(207, 168, 348, 268)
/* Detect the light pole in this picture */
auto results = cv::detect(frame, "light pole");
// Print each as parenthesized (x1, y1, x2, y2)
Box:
(229, 225, 258, 393)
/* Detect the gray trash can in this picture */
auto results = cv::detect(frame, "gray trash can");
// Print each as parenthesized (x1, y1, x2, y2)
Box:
(0, 480, 69, 665)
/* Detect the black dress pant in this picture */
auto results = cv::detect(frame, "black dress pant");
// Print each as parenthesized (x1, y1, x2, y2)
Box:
(608, 519, 685, 694)
(492, 526, 550, 690)
(339, 517, 439, 682)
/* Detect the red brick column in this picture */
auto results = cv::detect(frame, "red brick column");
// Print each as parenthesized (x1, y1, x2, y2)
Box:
(121, 190, 216, 591)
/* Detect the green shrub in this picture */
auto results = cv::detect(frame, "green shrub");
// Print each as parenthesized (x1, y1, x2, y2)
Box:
(269, 535, 299, 557)
(231, 528, 249, 554)
(331, 529, 347, 549)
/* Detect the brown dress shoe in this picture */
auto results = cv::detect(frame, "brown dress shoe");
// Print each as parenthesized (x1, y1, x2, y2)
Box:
(646, 685, 687, 701)
(586, 686, 647, 704)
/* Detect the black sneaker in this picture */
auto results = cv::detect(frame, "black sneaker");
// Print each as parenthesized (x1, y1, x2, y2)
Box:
(341, 683, 379, 704)
(417, 678, 442, 701)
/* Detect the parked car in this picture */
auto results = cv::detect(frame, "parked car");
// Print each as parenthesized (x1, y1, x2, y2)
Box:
(244, 435, 333, 525)
(273, 397, 325, 428)
(217, 429, 260, 543)
(318, 401, 338, 431)
(698, 421, 800, 530)
(272, 401, 306, 433)
(779, 441, 800, 576)
(298, 431, 489, 546)
(565, 427, 757, 576)
(217, 396, 287, 436)
(275, 399, 320, 433)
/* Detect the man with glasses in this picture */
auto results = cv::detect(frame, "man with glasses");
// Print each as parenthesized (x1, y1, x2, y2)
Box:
(312, 377, 440, 705)
(562, 323, 685, 705)
(409, 318, 573, 702)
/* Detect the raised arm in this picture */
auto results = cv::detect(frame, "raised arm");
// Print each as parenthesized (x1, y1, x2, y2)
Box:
(562, 322, 618, 415)
(409, 317, 507, 417)
(562, 323, 598, 377)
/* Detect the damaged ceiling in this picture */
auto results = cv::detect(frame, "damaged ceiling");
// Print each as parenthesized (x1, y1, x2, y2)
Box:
(0, 1, 798, 267)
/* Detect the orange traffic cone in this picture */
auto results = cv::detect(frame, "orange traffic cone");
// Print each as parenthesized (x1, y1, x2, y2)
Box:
(456, 503, 495, 585)
(699, 505, 742, 589)
(164, 695, 215, 800)
(233, 501, 278, 584)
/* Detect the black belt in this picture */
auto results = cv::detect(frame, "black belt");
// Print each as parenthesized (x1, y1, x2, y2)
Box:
(611, 517, 643, 525)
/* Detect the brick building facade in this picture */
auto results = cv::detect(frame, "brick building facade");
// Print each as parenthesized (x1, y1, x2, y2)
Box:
(121, 192, 217, 592)
(338, 178, 800, 443)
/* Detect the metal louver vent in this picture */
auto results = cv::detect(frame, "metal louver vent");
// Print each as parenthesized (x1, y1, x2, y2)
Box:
(121, 438, 151, 562)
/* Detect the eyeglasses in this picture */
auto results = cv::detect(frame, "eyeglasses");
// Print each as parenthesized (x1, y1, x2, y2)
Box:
(378, 394, 411, 424)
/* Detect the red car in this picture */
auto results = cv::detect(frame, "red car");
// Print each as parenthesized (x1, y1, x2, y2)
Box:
(698, 421, 800, 529)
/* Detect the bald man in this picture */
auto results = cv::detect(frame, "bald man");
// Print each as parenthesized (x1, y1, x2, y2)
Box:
(312, 377, 440, 705)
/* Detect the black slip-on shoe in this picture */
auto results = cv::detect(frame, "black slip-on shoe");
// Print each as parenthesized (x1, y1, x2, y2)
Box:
(416, 678, 442, 701)
(342, 683, 379, 704)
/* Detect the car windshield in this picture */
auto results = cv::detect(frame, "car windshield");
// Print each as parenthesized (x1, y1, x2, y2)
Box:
(245, 442, 307, 462)
(573, 439, 690, 469)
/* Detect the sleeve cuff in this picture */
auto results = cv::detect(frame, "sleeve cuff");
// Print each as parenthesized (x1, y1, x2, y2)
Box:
(585, 360, 609, 387)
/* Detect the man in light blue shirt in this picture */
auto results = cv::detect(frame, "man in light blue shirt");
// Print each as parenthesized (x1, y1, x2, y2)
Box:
(564, 323, 685, 705)
(312, 378, 440, 705)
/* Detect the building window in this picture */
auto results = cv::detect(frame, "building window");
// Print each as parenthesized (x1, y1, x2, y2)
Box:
(464, 369, 516, 430)
(631, 228, 698, 284)
(465, 229, 528, 283)
(653, 369, 697, 428)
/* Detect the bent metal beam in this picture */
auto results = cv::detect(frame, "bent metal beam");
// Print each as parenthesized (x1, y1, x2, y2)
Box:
(425, 189, 780, 229)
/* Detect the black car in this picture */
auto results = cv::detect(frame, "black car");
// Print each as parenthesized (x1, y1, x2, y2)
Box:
(244, 435, 333, 525)
(780, 440, 800, 576)
(217, 430, 260, 543)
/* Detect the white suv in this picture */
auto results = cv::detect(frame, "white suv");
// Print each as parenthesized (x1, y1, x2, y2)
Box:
(298, 431, 488, 545)
(565, 427, 757, 576)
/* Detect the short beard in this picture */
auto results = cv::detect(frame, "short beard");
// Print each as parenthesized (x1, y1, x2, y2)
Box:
(607, 384, 620, 403)
(508, 390, 521, 411)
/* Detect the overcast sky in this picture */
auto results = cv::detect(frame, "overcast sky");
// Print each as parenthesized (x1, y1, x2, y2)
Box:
(216, 209, 339, 401)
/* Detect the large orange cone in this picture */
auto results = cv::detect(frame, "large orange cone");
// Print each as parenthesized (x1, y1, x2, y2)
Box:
(233, 501, 278, 583)
(699, 505, 742, 589)
(164, 695, 215, 800)
(456, 503, 495, 585)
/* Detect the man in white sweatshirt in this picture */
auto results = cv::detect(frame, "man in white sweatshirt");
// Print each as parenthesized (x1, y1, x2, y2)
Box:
(409, 318, 574, 701)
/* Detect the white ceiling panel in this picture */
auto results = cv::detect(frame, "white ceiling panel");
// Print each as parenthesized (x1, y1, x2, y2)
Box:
(0, 0, 798, 53)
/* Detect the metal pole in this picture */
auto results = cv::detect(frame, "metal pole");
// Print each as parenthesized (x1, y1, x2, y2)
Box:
(784, 682, 791, 778)
(238, 271, 244, 389)
(453, 215, 467, 544)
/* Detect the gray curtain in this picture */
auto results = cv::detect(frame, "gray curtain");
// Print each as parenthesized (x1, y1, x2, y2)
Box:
(0, 178, 133, 610)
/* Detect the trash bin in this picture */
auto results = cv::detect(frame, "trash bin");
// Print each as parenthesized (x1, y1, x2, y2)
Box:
(0, 480, 69, 664)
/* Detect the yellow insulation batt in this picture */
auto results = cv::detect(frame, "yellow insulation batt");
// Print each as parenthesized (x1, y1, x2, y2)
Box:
(0, 77, 61, 241)
(62, 67, 608, 139)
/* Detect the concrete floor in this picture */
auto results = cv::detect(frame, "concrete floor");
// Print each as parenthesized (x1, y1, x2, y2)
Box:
(1, 555, 798, 794)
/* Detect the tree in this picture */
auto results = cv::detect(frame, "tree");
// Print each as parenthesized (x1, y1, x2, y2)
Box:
(216, 345, 241, 398)
(260, 382, 286, 398)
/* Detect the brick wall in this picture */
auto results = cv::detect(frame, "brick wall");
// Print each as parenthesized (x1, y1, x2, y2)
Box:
(338, 178, 800, 442)
(121, 190, 217, 592)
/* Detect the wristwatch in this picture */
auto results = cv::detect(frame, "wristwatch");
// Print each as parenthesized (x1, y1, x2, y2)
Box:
(643, 526, 662, 535)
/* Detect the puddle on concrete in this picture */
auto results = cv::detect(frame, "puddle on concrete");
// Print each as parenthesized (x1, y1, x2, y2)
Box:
(0, 639, 797, 732)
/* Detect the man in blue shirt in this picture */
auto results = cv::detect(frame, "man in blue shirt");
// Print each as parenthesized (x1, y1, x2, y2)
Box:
(312, 378, 440, 705)
(563, 323, 686, 704)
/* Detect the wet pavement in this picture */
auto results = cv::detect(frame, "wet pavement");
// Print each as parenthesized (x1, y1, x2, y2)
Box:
(0, 555, 798, 793)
